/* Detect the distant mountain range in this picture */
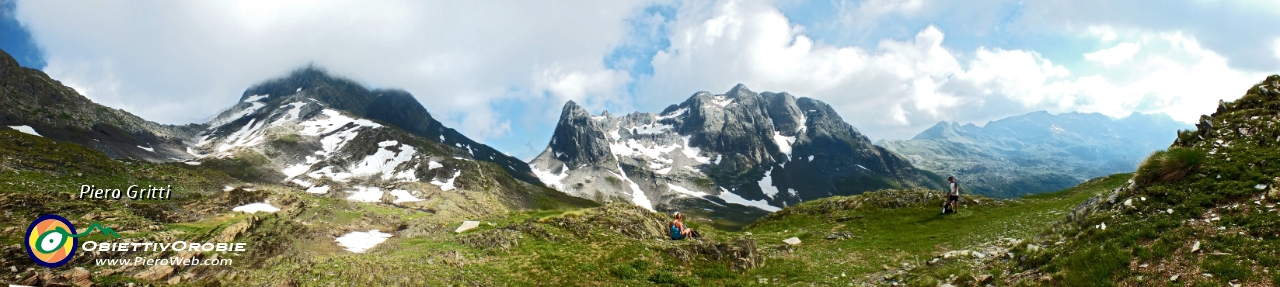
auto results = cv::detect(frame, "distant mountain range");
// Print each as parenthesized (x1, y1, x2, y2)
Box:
(529, 84, 944, 227)
(878, 111, 1192, 197)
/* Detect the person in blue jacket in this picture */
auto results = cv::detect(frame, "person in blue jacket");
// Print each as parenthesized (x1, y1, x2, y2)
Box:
(669, 212, 698, 240)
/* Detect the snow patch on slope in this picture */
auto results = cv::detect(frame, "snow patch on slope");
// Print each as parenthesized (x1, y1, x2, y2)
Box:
(306, 185, 330, 194)
(335, 230, 392, 253)
(350, 140, 417, 181)
(271, 102, 307, 127)
(298, 109, 382, 156)
(207, 101, 265, 128)
(242, 94, 269, 103)
(308, 166, 353, 182)
(656, 107, 687, 120)
(759, 168, 781, 199)
(283, 164, 312, 178)
(8, 125, 40, 137)
(430, 170, 462, 191)
(797, 113, 808, 133)
(710, 95, 734, 107)
(389, 189, 421, 203)
(232, 202, 280, 213)
(532, 164, 569, 190)
(667, 183, 708, 198)
(214, 118, 267, 153)
(633, 123, 674, 135)
(772, 131, 795, 157)
(717, 188, 780, 212)
(346, 186, 384, 202)
(615, 166, 653, 211)
(606, 136, 710, 165)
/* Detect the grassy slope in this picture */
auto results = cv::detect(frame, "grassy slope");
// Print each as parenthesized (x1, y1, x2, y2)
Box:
(294, 174, 1124, 286)
(3, 125, 1138, 286)
(736, 174, 1128, 285)
(924, 76, 1280, 287)
(0, 129, 595, 286)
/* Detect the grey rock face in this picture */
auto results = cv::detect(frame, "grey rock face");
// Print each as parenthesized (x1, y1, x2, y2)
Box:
(546, 101, 616, 169)
(530, 84, 943, 218)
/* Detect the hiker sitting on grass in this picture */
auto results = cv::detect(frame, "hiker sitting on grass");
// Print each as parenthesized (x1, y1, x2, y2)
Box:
(669, 212, 700, 240)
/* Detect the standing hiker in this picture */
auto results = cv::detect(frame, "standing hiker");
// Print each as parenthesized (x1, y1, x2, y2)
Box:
(944, 176, 960, 214)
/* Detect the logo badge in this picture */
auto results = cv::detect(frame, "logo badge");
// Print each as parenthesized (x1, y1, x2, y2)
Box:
(25, 214, 79, 268)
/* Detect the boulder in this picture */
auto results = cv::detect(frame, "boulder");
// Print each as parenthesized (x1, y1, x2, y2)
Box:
(668, 238, 764, 271)
(134, 265, 174, 281)
(455, 221, 481, 233)
(782, 237, 801, 245)
(63, 267, 92, 287)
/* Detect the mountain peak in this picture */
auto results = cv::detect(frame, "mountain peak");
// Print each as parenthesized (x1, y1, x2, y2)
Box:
(200, 66, 542, 184)
(911, 121, 964, 141)
(0, 48, 18, 69)
(728, 83, 753, 96)
(559, 100, 594, 121)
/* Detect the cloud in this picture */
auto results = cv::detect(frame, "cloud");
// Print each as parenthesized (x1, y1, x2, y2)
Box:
(13, 0, 1278, 158)
(638, 0, 1272, 141)
(836, 0, 926, 31)
(1274, 38, 1280, 61)
(1072, 31, 1269, 123)
(1084, 42, 1140, 66)
(13, 0, 649, 144)
(1013, 0, 1280, 71)
(533, 66, 633, 114)
(638, 0, 1043, 139)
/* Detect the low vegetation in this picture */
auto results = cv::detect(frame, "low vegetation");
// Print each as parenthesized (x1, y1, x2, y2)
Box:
(6, 71, 1280, 287)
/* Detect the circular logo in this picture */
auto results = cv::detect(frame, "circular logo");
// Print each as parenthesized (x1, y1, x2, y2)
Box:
(24, 214, 78, 268)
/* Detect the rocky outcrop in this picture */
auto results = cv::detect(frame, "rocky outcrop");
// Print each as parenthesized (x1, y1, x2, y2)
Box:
(545, 101, 616, 169)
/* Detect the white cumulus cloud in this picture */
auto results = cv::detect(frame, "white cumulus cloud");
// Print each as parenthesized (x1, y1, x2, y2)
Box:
(1084, 42, 1141, 66)
(639, 0, 1272, 140)
(14, 0, 649, 142)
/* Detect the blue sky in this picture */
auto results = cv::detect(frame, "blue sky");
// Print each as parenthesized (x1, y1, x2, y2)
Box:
(4, 0, 1280, 160)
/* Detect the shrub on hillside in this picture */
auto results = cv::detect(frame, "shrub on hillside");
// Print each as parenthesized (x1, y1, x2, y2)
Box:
(1135, 147, 1206, 185)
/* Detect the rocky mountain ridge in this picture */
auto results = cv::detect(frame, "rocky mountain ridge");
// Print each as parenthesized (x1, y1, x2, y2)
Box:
(0, 49, 202, 161)
(180, 67, 564, 213)
(530, 84, 944, 225)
